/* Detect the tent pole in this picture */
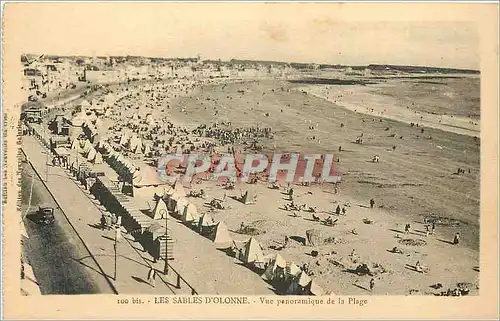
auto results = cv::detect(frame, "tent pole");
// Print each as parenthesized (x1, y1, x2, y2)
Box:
(163, 210, 169, 275)
(113, 235, 117, 281)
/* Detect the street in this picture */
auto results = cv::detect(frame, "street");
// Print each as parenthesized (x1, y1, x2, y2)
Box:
(20, 153, 114, 294)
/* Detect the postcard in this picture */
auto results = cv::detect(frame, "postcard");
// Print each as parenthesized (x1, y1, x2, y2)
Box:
(2, 2, 498, 319)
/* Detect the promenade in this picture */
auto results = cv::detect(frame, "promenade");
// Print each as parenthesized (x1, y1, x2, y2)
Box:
(22, 135, 273, 295)
(21, 221, 42, 296)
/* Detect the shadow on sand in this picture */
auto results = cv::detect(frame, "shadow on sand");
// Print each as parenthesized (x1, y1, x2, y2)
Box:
(70, 257, 111, 279)
(87, 223, 103, 230)
(437, 239, 455, 245)
(289, 235, 306, 245)
(131, 276, 149, 285)
(353, 283, 370, 291)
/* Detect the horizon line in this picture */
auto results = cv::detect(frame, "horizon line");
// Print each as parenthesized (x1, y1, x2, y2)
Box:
(22, 53, 480, 72)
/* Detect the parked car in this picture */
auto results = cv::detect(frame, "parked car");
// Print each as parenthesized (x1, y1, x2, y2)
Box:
(34, 204, 55, 225)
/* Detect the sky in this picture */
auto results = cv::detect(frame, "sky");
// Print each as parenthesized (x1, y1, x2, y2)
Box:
(5, 3, 482, 70)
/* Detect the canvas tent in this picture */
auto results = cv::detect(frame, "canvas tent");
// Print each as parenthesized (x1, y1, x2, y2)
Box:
(261, 253, 287, 281)
(182, 203, 199, 223)
(242, 237, 265, 266)
(81, 139, 93, 154)
(166, 191, 183, 212)
(172, 181, 187, 197)
(87, 148, 97, 162)
(119, 133, 130, 146)
(81, 99, 91, 110)
(209, 221, 233, 248)
(151, 198, 168, 220)
(93, 152, 103, 164)
(132, 166, 166, 187)
(231, 239, 247, 257)
(71, 138, 80, 151)
(175, 197, 188, 216)
(198, 213, 215, 234)
(154, 186, 169, 199)
(143, 144, 152, 156)
(129, 136, 142, 153)
(285, 262, 302, 280)
(239, 189, 257, 205)
(96, 139, 105, 150)
(287, 271, 312, 295)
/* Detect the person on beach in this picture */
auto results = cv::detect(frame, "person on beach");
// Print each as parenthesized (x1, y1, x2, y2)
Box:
(335, 205, 341, 215)
(115, 226, 122, 243)
(105, 213, 112, 230)
(453, 232, 460, 245)
(415, 261, 423, 273)
(147, 267, 156, 288)
(369, 278, 375, 292)
(350, 249, 357, 261)
(370, 198, 375, 209)
(100, 214, 107, 230)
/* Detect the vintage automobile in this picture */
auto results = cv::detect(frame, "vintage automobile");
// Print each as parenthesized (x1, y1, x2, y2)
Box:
(34, 204, 55, 225)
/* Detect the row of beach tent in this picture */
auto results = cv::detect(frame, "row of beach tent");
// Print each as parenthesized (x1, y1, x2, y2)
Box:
(149, 186, 327, 296)
(70, 137, 103, 164)
(118, 131, 153, 156)
(89, 136, 328, 296)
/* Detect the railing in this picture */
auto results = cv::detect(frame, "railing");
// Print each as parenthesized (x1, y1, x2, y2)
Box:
(166, 262, 199, 295)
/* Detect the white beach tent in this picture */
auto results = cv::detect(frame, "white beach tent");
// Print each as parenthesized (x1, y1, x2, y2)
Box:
(242, 237, 265, 265)
(152, 198, 168, 220)
(210, 221, 233, 248)
(261, 253, 287, 281)
(182, 203, 199, 223)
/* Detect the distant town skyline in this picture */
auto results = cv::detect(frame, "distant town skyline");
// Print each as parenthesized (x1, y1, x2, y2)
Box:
(7, 3, 480, 70)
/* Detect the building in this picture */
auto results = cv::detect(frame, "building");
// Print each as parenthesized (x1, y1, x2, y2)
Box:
(49, 114, 71, 136)
(83, 69, 122, 84)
